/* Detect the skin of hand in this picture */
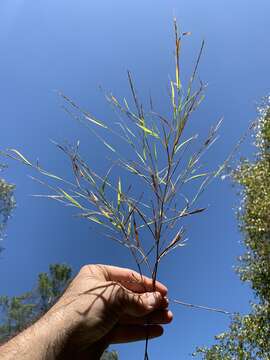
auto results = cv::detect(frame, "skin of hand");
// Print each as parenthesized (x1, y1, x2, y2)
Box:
(0, 264, 172, 360)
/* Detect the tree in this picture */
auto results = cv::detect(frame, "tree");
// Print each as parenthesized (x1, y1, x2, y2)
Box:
(0, 263, 118, 359)
(0, 172, 15, 247)
(0, 263, 72, 342)
(193, 98, 270, 359)
(101, 350, 119, 360)
(0, 167, 118, 357)
(0, 294, 35, 338)
(38, 263, 72, 312)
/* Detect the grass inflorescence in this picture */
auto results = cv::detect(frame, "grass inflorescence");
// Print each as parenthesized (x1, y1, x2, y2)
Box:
(5, 19, 234, 359)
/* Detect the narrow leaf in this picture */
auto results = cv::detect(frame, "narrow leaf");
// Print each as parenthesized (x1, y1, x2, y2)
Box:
(9, 149, 32, 166)
(153, 143, 158, 161)
(184, 173, 208, 183)
(60, 189, 83, 209)
(117, 177, 122, 210)
(175, 135, 197, 153)
(136, 124, 159, 138)
(102, 140, 116, 152)
(87, 216, 103, 225)
(84, 114, 108, 129)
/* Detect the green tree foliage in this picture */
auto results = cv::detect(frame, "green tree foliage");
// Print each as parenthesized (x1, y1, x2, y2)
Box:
(0, 263, 118, 359)
(0, 168, 117, 357)
(0, 263, 72, 342)
(101, 350, 119, 360)
(193, 98, 270, 359)
(0, 174, 15, 245)
(38, 263, 72, 312)
(0, 294, 35, 338)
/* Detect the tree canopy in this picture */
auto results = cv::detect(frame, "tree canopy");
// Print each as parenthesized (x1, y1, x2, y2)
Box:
(0, 263, 72, 341)
(0, 263, 118, 358)
(193, 98, 270, 359)
(0, 174, 15, 245)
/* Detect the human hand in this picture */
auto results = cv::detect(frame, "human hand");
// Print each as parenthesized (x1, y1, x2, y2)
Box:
(47, 264, 172, 359)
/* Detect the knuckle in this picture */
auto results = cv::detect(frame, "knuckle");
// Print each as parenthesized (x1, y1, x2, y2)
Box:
(79, 264, 103, 275)
(79, 264, 89, 273)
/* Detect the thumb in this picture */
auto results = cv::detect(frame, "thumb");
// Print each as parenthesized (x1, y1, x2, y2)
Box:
(116, 287, 165, 317)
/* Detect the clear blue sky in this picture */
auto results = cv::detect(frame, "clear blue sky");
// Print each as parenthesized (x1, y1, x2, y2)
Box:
(0, 0, 269, 358)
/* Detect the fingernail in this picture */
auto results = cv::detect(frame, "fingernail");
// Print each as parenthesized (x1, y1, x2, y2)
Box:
(164, 296, 169, 306)
(167, 310, 174, 321)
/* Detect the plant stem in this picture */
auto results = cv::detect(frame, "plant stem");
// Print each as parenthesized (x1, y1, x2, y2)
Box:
(171, 299, 231, 315)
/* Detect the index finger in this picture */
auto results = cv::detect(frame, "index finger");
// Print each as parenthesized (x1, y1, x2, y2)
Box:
(100, 265, 168, 296)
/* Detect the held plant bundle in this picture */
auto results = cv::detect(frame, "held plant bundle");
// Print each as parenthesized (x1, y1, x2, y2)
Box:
(6, 20, 231, 357)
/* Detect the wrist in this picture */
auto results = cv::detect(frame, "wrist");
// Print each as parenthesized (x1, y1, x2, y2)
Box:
(43, 299, 90, 359)
(46, 295, 111, 359)
(0, 308, 67, 360)
(39, 303, 80, 359)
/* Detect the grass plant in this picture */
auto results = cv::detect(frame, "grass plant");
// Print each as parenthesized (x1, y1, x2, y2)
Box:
(5, 19, 235, 358)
